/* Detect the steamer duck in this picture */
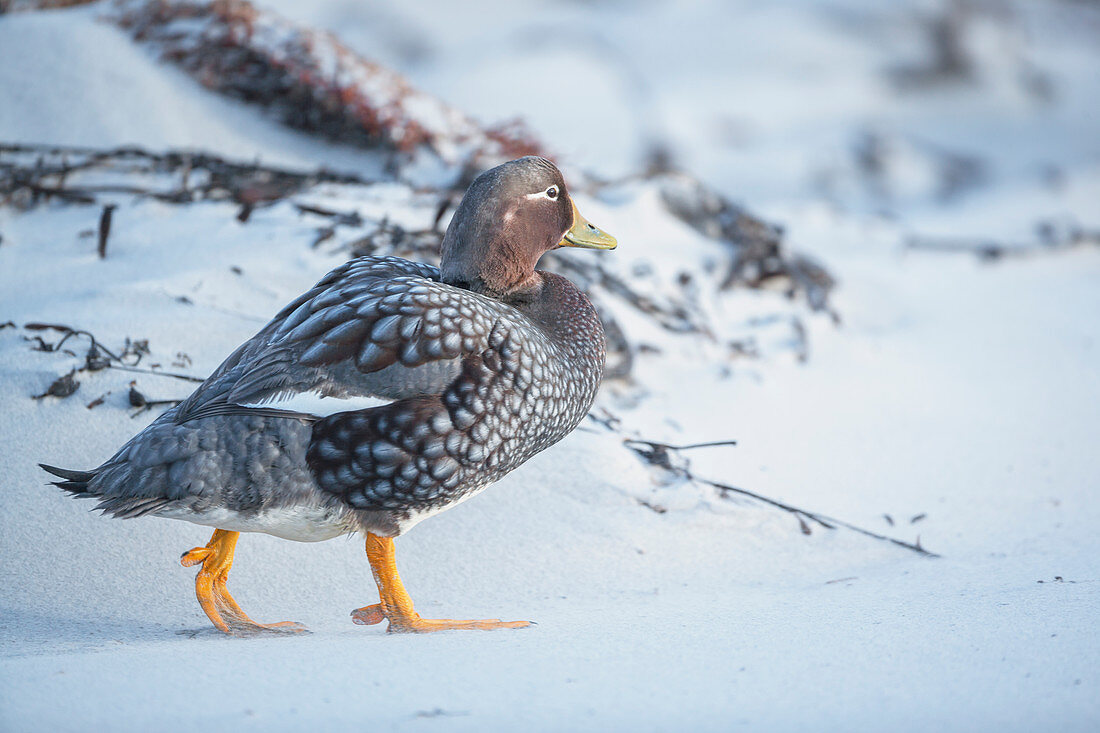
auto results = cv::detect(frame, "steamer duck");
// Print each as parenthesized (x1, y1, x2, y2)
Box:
(41, 156, 617, 635)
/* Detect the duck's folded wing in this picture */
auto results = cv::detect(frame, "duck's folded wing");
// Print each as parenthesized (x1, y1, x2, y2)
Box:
(174, 256, 532, 423)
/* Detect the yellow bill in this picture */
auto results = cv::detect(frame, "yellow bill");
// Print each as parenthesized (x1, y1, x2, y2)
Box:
(559, 201, 617, 250)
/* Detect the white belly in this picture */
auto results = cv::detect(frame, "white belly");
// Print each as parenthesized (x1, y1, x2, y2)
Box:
(156, 504, 357, 542)
(394, 483, 491, 535)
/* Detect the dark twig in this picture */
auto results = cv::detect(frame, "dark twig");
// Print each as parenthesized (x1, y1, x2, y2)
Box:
(127, 381, 183, 417)
(97, 204, 116, 259)
(618, 425, 937, 557)
(586, 408, 622, 432)
(24, 322, 121, 361)
(22, 323, 206, 384)
(295, 202, 363, 227)
(109, 364, 206, 384)
(624, 439, 738, 452)
(703, 477, 937, 556)
(130, 399, 184, 418)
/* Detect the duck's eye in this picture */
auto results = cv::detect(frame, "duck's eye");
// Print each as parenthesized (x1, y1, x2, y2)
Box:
(546, 186, 558, 200)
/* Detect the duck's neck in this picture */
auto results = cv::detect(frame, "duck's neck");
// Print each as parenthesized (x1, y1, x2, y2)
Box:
(509, 272, 605, 372)
(446, 269, 540, 300)
(440, 221, 545, 298)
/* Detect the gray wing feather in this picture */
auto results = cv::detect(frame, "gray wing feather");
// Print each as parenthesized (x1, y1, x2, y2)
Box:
(175, 256, 536, 423)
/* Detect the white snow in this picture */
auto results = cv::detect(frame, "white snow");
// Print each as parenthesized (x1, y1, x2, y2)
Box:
(1, 1, 1098, 732)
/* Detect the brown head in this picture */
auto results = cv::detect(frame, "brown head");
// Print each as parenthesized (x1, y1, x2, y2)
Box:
(440, 156, 616, 297)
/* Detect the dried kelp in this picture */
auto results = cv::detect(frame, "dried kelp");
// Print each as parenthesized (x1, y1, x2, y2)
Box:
(655, 173, 837, 317)
(32, 370, 80, 400)
(111, 0, 542, 173)
(852, 130, 986, 205)
(0, 143, 368, 211)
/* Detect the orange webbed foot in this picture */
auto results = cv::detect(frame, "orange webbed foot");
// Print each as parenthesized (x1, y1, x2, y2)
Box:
(386, 615, 532, 634)
(357, 533, 532, 634)
(351, 603, 530, 632)
(180, 546, 211, 567)
(182, 530, 309, 637)
(351, 604, 386, 626)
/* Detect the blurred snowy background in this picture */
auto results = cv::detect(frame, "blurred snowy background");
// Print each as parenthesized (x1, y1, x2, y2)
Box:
(1, 0, 1098, 731)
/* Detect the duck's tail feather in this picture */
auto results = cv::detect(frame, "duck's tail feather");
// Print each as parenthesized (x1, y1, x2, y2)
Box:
(40, 462, 172, 518)
(39, 463, 96, 495)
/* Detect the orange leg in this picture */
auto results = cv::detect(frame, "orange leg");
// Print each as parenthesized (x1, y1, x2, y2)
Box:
(351, 532, 531, 633)
(180, 529, 308, 637)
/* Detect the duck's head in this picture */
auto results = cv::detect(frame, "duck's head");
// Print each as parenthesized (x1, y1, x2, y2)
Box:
(440, 156, 617, 297)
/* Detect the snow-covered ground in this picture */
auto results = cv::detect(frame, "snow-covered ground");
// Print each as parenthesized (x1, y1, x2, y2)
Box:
(1, 1, 1098, 731)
